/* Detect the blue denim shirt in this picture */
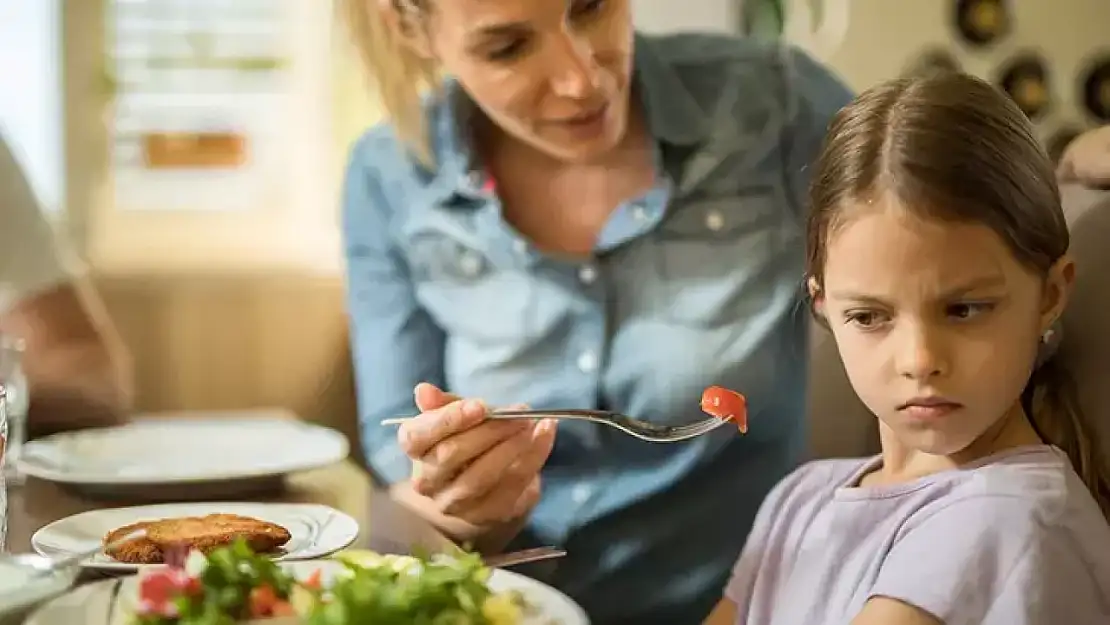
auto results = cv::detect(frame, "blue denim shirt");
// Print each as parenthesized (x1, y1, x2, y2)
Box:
(342, 33, 852, 624)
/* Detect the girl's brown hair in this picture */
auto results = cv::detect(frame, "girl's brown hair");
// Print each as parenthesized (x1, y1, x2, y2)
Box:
(805, 71, 1110, 517)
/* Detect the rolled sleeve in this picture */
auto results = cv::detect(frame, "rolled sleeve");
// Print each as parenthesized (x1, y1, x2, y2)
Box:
(341, 136, 446, 485)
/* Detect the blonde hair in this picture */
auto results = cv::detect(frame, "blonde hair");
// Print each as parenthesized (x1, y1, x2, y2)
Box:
(340, 0, 440, 165)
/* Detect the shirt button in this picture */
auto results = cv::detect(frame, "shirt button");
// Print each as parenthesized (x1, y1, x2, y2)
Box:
(463, 171, 483, 189)
(577, 350, 598, 373)
(512, 239, 528, 255)
(578, 264, 597, 285)
(632, 203, 648, 221)
(571, 483, 593, 505)
(458, 252, 483, 277)
(705, 209, 725, 232)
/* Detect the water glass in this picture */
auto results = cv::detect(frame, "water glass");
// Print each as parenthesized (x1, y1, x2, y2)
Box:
(1, 385, 8, 551)
(0, 336, 26, 486)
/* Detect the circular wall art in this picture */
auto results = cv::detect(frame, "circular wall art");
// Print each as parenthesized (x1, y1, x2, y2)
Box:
(953, 0, 1011, 48)
(1078, 54, 1110, 122)
(997, 52, 1052, 120)
(1045, 125, 1085, 165)
(903, 48, 962, 78)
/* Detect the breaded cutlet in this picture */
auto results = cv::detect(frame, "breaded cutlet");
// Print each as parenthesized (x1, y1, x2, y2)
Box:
(145, 513, 292, 555)
(103, 520, 163, 564)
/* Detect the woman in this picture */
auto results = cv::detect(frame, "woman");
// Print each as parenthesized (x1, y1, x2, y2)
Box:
(340, 1, 851, 622)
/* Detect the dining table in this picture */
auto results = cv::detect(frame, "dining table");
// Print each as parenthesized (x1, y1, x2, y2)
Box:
(2, 459, 455, 622)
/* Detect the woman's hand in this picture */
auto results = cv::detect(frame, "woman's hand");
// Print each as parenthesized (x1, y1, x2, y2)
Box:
(397, 383, 557, 528)
(1058, 125, 1110, 189)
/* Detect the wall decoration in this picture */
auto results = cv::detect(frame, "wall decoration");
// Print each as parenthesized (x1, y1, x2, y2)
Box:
(953, 0, 1010, 48)
(1045, 125, 1084, 165)
(1078, 54, 1110, 122)
(903, 48, 962, 78)
(997, 52, 1051, 120)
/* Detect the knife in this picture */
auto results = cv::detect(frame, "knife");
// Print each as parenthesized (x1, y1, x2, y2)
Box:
(483, 546, 567, 569)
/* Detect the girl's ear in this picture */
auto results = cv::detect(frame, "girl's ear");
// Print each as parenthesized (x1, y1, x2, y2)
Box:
(1040, 255, 1076, 333)
(807, 276, 827, 319)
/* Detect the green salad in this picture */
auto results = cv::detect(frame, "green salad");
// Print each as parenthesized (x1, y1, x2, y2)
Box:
(130, 542, 529, 625)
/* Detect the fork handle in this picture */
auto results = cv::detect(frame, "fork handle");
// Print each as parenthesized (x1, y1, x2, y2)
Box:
(379, 409, 609, 426)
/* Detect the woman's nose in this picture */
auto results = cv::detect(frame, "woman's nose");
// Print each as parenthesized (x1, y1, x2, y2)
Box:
(547, 34, 602, 99)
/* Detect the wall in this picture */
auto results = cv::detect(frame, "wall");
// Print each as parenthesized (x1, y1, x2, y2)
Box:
(793, 0, 1110, 143)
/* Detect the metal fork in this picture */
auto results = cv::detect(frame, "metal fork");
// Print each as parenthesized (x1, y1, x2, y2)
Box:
(380, 409, 733, 443)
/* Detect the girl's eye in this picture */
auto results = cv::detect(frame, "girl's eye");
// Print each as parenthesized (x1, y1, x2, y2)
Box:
(947, 302, 995, 320)
(844, 310, 888, 330)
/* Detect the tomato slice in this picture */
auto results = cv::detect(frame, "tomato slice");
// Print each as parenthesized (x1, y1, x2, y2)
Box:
(700, 386, 748, 433)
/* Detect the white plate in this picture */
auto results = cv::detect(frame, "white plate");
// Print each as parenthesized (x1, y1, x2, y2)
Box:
(16, 414, 349, 487)
(30, 502, 359, 572)
(0, 555, 78, 621)
(24, 560, 590, 625)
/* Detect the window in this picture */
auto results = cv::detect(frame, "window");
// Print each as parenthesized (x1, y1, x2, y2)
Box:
(79, 0, 340, 273)
(0, 0, 64, 216)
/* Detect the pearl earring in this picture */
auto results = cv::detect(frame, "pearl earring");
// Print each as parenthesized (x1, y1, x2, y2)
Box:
(1041, 328, 1055, 344)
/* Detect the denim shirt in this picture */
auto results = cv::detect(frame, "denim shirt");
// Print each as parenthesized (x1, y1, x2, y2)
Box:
(342, 33, 852, 624)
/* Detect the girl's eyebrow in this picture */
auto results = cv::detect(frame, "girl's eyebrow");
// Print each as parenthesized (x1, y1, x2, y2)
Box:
(829, 275, 1008, 304)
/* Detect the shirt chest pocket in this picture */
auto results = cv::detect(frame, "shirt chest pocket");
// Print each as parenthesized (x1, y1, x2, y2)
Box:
(650, 187, 792, 327)
(405, 231, 538, 345)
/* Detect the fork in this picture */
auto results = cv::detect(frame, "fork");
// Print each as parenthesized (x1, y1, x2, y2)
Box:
(380, 409, 732, 443)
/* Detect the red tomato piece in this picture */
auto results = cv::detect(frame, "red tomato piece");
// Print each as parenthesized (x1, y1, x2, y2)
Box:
(270, 600, 298, 617)
(700, 386, 748, 433)
(303, 568, 323, 589)
(249, 584, 280, 617)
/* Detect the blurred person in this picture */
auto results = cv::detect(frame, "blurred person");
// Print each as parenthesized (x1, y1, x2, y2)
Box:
(0, 129, 133, 437)
(340, 0, 852, 622)
(706, 73, 1110, 625)
(1058, 124, 1110, 189)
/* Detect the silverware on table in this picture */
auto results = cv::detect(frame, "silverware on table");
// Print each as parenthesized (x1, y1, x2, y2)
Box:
(31, 529, 147, 577)
(381, 409, 731, 443)
(483, 546, 567, 569)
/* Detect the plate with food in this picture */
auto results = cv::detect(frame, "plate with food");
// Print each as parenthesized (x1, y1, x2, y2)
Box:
(16, 414, 349, 499)
(30, 502, 359, 572)
(23, 542, 590, 625)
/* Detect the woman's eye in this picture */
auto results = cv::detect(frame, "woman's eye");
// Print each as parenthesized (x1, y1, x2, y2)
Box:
(487, 39, 527, 61)
(570, 0, 606, 19)
(947, 302, 995, 320)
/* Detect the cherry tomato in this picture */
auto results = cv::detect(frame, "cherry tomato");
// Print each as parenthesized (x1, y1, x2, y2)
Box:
(700, 386, 748, 433)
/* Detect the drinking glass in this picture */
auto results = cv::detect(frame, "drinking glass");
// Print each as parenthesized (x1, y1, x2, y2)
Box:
(1, 385, 8, 551)
(0, 336, 26, 486)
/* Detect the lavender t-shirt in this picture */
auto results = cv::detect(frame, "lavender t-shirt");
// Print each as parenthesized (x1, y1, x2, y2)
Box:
(726, 445, 1110, 624)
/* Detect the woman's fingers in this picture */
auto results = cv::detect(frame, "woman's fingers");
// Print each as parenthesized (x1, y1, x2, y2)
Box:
(412, 418, 530, 495)
(437, 418, 557, 523)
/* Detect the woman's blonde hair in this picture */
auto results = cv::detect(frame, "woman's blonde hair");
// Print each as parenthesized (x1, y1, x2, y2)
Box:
(340, 0, 440, 165)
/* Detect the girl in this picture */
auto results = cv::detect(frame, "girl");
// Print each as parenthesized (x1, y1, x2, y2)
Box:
(705, 72, 1110, 625)
(340, 0, 850, 621)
